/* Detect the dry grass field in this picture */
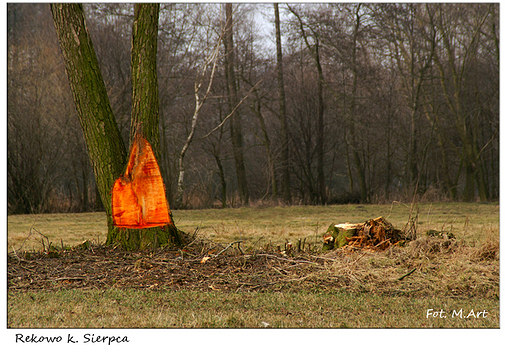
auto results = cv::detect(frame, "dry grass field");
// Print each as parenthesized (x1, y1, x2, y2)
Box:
(8, 202, 499, 328)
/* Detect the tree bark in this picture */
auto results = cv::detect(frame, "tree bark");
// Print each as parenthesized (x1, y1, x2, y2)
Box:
(108, 3, 182, 249)
(252, 92, 277, 200)
(224, 3, 249, 206)
(175, 28, 222, 208)
(52, 3, 182, 250)
(315, 39, 326, 205)
(274, 3, 291, 204)
(130, 3, 160, 155)
(346, 5, 368, 203)
(50, 3, 127, 224)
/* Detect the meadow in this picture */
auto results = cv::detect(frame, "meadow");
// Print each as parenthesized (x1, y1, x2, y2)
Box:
(7, 202, 499, 328)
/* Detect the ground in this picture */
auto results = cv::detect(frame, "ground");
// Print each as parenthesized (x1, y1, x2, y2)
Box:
(7, 234, 499, 296)
(7, 203, 500, 328)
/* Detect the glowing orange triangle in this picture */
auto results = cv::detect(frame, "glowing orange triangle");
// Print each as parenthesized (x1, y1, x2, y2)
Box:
(111, 133, 171, 229)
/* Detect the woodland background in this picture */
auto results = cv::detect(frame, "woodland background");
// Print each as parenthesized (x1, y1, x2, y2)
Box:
(7, 3, 499, 214)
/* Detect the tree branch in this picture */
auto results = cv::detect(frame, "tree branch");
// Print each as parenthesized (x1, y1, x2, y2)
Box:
(201, 78, 264, 139)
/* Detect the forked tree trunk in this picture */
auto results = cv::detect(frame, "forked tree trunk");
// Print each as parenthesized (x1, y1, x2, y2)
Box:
(51, 4, 182, 250)
(107, 3, 182, 249)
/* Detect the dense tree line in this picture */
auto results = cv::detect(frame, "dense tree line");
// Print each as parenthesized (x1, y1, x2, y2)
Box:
(8, 3, 499, 214)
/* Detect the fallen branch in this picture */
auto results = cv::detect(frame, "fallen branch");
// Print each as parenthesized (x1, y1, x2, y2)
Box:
(212, 240, 243, 258)
(374, 239, 390, 249)
(397, 268, 417, 281)
(310, 255, 336, 262)
(253, 253, 317, 265)
(46, 276, 86, 282)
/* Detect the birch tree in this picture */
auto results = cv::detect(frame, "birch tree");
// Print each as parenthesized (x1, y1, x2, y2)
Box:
(175, 28, 222, 208)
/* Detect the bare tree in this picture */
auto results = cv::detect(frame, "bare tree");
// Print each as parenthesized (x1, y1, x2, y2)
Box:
(431, 4, 495, 201)
(175, 27, 222, 208)
(224, 3, 249, 206)
(9, 3, 499, 211)
(287, 4, 327, 204)
(8, 4, 78, 213)
(274, 3, 292, 204)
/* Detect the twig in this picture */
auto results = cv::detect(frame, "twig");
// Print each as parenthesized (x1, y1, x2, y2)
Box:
(309, 255, 336, 262)
(373, 239, 390, 249)
(10, 245, 21, 264)
(237, 242, 244, 255)
(397, 268, 417, 281)
(212, 240, 243, 258)
(342, 244, 363, 252)
(253, 253, 317, 265)
(349, 251, 368, 265)
(45, 276, 86, 282)
(16, 216, 41, 253)
(201, 78, 264, 139)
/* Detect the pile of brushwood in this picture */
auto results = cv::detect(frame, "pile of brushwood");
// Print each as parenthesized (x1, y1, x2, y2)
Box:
(322, 216, 407, 251)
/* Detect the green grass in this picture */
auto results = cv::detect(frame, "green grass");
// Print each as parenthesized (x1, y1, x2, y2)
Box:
(8, 289, 498, 328)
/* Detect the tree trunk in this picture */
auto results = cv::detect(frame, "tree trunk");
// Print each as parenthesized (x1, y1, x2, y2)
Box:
(315, 39, 326, 205)
(108, 3, 181, 249)
(52, 4, 182, 250)
(477, 163, 489, 202)
(50, 3, 127, 224)
(346, 5, 368, 203)
(175, 104, 198, 208)
(130, 3, 160, 155)
(463, 160, 476, 202)
(214, 152, 227, 208)
(423, 89, 459, 200)
(274, 3, 291, 204)
(224, 3, 249, 206)
(175, 27, 222, 209)
(252, 93, 277, 200)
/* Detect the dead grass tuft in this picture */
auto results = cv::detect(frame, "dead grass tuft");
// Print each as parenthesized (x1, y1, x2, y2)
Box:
(472, 229, 500, 261)
(407, 237, 463, 257)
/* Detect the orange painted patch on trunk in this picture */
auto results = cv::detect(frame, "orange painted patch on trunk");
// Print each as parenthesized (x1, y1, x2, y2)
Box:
(111, 133, 171, 229)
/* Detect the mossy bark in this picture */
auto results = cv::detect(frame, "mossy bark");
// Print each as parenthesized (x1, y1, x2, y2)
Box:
(51, 4, 183, 250)
(106, 3, 183, 250)
(50, 3, 127, 222)
(130, 3, 160, 154)
(322, 223, 357, 251)
(106, 221, 183, 250)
